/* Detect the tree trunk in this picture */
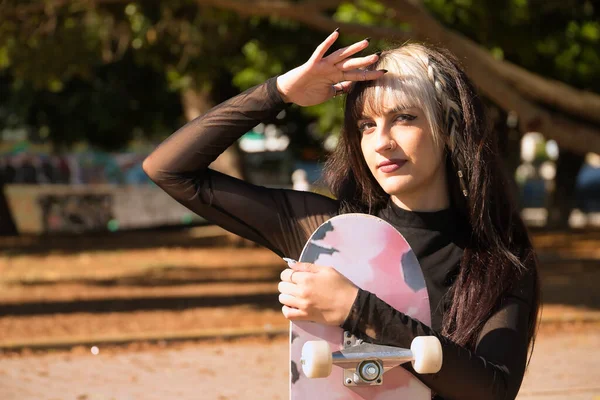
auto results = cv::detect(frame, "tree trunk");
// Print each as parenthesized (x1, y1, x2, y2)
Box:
(494, 107, 522, 206)
(180, 82, 252, 246)
(0, 177, 18, 236)
(503, 132, 522, 207)
(180, 85, 245, 180)
(546, 150, 585, 230)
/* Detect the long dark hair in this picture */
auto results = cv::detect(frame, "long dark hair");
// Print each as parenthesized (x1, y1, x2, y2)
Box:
(324, 43, 540, 351)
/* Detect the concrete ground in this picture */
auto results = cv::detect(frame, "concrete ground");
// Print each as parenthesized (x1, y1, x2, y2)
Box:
(1, 326, 599, 400)
(1, 228, 599, 399)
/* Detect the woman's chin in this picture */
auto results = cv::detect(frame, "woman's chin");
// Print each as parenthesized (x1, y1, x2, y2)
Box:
(378, 176, 414, 196)
(381, 186, 414, 199)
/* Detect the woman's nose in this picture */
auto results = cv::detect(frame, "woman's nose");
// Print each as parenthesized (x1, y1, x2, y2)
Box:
(374, 127, 394, 152)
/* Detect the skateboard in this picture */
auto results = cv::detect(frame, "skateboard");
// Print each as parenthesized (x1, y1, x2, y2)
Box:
(289, 213, 442, 399)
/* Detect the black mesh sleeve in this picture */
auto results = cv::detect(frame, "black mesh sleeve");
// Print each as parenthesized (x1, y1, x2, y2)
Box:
(143, 77, 338, 259)
(341, 267, 536, 400)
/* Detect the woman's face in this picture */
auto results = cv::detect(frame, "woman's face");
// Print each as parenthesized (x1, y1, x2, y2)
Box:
(358, 99, 449, 211)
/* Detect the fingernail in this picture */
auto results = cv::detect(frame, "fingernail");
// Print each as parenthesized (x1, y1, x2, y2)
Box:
(364, 37, 371, 42)
(283, 257, 297, 266)
(334, 27, 340, 33)
(375, 51, 382, 57)
(380, 69, 388, 73)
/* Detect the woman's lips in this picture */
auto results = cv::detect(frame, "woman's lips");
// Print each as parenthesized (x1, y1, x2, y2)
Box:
(377, 159, 407, 173)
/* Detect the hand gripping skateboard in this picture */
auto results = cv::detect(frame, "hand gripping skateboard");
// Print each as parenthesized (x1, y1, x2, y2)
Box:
(289, 214, 443, 399)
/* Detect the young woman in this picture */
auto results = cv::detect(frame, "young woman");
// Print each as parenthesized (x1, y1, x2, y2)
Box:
(143, 30, 540, 400)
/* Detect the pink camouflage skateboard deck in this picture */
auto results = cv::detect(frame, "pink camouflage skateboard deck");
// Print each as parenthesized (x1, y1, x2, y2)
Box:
(290, 213, 432, 399)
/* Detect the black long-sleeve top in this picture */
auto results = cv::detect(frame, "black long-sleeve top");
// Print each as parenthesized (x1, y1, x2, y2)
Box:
(143, 77, 536, 400)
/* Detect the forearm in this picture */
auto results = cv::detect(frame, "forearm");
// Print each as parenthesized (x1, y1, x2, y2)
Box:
(342, 289, 530, 400)
(143, 77, 287, 183)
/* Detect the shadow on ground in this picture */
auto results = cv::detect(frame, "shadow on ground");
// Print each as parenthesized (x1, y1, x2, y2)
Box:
(1, 227, 598, 316)
(0, 225, 248, 256)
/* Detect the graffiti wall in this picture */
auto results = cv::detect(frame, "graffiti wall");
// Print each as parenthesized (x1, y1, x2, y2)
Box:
(1, 151, 151, 185)
(39, 193, 114, 233)
(5, 185, 204, 234)
(0, 150, 207, 234)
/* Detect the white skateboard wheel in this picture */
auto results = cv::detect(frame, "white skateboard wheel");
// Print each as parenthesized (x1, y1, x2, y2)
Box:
(301, 341, 332, 378)
(410, 336, 443, 374)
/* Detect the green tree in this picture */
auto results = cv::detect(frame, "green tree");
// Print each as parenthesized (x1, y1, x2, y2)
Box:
(0, 1, 335, 233)
(193, 0, 600, 229)
(2, 0, 599, 232)
(420, 0, 599, 228)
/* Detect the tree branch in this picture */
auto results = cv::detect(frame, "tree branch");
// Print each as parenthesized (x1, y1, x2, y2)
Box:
(5, 0, 599, 154)
(378, 0, 600, 126)
(194, 0, 410, 41)
(198, 0, 600, 154)
(372, 0, 600, 154)
(3, 0, 128, 18)
(300, 0, 345, 11)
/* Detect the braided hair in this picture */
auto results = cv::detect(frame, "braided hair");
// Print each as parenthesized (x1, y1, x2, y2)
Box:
(426, 57, 469, 198)
(324, 43, 540, 350)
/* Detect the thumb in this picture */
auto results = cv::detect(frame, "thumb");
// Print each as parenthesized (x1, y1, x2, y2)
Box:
(291, 262, 319, 273)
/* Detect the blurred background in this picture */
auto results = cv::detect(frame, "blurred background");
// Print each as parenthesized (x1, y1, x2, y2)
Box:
(0, 1, 599, 399)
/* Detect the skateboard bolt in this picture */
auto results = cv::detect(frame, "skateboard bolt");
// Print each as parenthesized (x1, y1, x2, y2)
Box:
(359, 361, 381, 382)
(346, 378, 353, 385)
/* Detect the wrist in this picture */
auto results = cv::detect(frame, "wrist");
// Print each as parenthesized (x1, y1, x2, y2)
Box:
(339, 285, 359, 326)
(276, 75, 291, 103)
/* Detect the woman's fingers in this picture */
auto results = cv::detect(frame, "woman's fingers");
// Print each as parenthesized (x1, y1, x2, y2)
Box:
(280, 268, 294, 282)
(280, 268, 308, 284)
(279, 293, 305, 309)
(332, 70, 387, 97)
(278, 281, 303, 297)
(336, 53, 380, 71)
(341, 68, 387, 83)
(282, 305, 310, 320)
(310, 29, 340, 62)
(327, 38, 371, 64)
(331, 81, 353, 97)
(277, 31, 382, 106)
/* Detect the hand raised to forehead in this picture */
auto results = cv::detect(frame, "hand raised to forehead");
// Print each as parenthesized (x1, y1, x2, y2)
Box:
(276, 30, 387, 107)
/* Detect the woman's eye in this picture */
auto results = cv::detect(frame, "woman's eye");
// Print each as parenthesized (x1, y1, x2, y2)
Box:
(395, 114, 417, 122)
(358, 122, 375, 133)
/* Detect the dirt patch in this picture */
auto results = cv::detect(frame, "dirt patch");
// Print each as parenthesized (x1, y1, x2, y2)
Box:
(0, 306, 287, 344)
(0, 229, 599, 399)
(0, 229, 599, 348)
(0, 246, 282, 284)
(1, 332, 599, 400)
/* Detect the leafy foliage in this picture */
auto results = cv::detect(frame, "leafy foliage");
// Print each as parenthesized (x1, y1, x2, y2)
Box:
(0, 53, 183, 151)
(422, 0, 600, 91)
(0, 0, 598, 151)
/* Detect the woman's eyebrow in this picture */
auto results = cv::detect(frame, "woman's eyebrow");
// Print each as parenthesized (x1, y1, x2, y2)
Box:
(383, 106, 415, 114)
(359, 106, 415, 119)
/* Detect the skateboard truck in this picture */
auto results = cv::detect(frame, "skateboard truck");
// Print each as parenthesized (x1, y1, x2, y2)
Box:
(301, 331, 443, 386)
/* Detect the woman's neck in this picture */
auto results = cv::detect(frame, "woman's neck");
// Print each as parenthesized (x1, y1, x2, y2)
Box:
(390, 193, 449, 212)
(390, 171, 450, 212)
